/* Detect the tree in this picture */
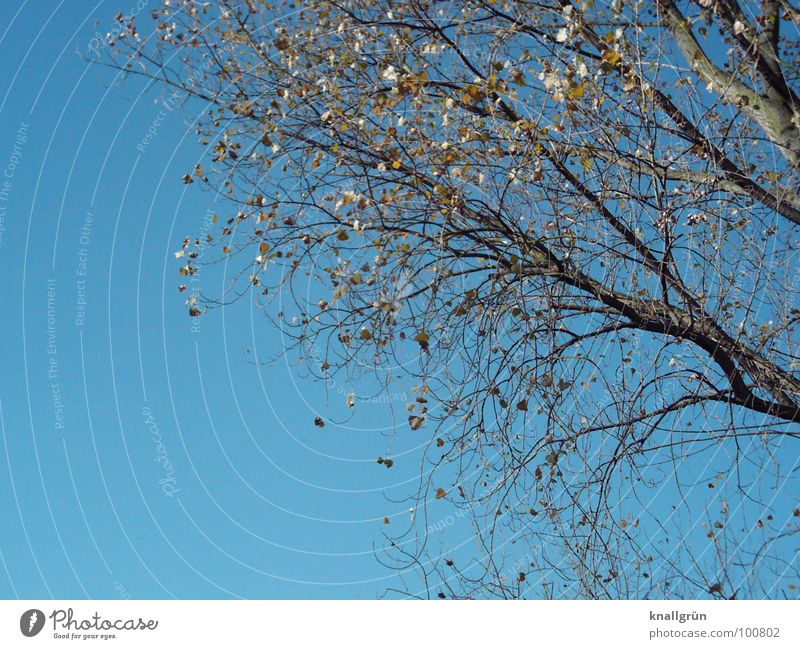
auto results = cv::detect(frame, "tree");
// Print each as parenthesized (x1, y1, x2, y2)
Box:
(106, 0, 800, 598)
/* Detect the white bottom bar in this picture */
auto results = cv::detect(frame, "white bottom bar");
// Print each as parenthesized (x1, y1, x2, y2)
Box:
(1, 600, 797, 647)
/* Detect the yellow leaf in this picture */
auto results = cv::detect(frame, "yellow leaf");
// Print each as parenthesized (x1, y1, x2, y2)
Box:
(391, 160, 402, 169)
(568, 82, 587, 99)
(414, 331, 430, 350)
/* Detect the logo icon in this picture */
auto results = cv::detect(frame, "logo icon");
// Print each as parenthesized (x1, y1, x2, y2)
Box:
(20, 609, 45, 637)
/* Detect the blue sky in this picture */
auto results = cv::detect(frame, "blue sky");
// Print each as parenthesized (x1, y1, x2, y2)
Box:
(1, 1, 798, 601)
(0, 0, 441, 599)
